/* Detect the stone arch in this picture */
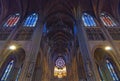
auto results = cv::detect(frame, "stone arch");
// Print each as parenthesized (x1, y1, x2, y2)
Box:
(0, 47, 26, 81)
(94, 48, 120, 81)
(92, 45, 119, 65)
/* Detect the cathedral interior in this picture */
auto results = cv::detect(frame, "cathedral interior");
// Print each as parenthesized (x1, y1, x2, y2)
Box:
(0, 0, 120, 81)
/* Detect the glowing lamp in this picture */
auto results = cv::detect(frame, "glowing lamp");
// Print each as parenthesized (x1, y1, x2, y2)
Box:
(105, 46, 112, 50)
(9, 45, 17, 50)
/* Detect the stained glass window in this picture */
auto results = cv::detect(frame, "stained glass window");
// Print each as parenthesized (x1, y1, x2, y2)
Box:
(82, 13, 96, 27)
(23, 13, 38, 27)
(43, 24, 47, 33)
(15, 67, 22, 81)
(4, 13, 20, 27)
(1, 60, 14, 81)
(97, 65, 104, 81)
(100, 13, 117, 27)
(106, 60, 119, 81)
(54, 57, 67, 78)
(55, 57, 65, 68)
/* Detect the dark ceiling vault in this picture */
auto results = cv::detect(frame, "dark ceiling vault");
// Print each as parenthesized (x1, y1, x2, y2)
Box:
(0, 0, 120, 60)
(0, 0, 119, 21)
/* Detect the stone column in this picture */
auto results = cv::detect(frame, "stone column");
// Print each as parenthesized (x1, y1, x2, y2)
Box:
(18, 17, 44, 81)
(75, 8, 96, 81)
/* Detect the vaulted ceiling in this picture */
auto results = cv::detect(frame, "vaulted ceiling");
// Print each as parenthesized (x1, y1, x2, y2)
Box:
(0, 0, 119, 20)
(0, 0, 120, 61)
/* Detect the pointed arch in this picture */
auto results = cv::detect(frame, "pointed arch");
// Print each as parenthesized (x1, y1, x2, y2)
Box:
(1, 60, 14, 81)
(100, 13, 117, 27)
(0, 48, 25, 81)
(94, 48, 120, 81)
(23, 13, 38, 27)
(106, 59, 119, 81)
(54, 57, 67, 78)
(82, 13, 97, 27)
(3, 13, 20, 27)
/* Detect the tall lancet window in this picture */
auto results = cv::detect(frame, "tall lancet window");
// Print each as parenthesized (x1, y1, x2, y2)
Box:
(82, 13, 96, 27)
(106, 59, 119, 81)
(15, 67, 22, 81)
(54, 57, 67, 78)
(100, 13, 117, 27)
(1, 60, 14, 81)
(96, 64, 104, 81)
(23, 13, 38, 27)
(3, 13, 20, 27)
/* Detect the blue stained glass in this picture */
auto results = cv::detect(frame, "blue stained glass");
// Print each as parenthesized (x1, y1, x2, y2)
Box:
(85, 16, 90, 26)
(90, 17, 94, 26)
(30, 17, 33, 26)
(98, 66, 104, 81)
(33, 18, 36, 27)
(90, 16, 96, 26)
(33, 16, 38, 27)
(24, 13, 38, 27)
(106, 60, 119, 81)
(82, 16, 87, 26)
(1, 60, 14, 81)
(43, 24, 47, 33)
(31, 17, 35, 27)
(28, 17, 30, 26)
(25, 16, 29, 26)
(74, 25, 77, 36)
(15, 67, 22, 81)
(30, 16, 33, 27)
(27, 16, 31, 27)
(82, 13, 96, 27)
(88, 15, 92, 26)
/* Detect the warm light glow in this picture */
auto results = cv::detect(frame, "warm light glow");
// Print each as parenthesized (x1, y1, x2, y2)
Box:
(105, 46, 112, 50)
(54, 66, 67, 78)
(9, 45, 17, 50)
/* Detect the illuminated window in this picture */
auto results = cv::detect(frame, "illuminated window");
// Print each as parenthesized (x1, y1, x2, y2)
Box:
(54, 57, 67, 78)
(15, 67, 22, 81)
(82, 13, 96, 27)
(23, 13, 38, 27)
(106, 60, 119, 81)
(55, 57, 65, 68)
(1, 60, 14, 81)
(100, 13, 117, 27)
(4, 13, 20, 27)
(97, 64, 104, 81)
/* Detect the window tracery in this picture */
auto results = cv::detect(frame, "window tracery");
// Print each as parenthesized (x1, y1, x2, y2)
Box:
(3, 13, 20, 27)
(54, 57, 67, 78)
(82, 13, 96, 27)
(100, 13, 117, 27)
(106, 59, 119, 81)
(1, 60, 14, 81)
(23, 13, 38, 27)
